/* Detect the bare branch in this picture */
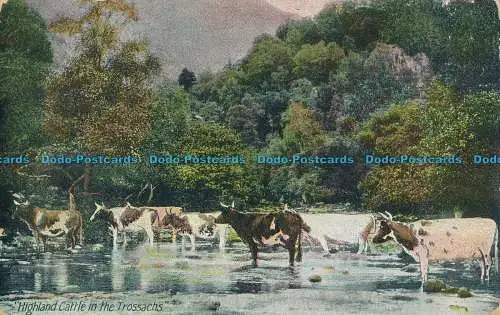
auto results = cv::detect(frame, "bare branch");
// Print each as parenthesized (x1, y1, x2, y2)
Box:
(147, 183, 157, 204)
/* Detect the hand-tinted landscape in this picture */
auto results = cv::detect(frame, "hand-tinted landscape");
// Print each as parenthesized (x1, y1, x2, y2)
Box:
(0, 0, 499, 314)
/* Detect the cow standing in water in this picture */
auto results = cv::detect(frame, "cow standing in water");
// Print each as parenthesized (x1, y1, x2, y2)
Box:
(162, 212, 228, 251)
(11, 193, 83, 251)
(300, 213, 376, 255)
(90, 203, 156, 248)
(373, 211, 498, 286)
(214, 202, 311, 267)
(125, 202, 183, 237)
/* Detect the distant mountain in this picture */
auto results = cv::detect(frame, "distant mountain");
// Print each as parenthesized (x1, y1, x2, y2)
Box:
(264, 0, 335, 17)
(25, 0, 312, 79)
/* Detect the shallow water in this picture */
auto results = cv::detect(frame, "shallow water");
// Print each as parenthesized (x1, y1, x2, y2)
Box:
(0, 240, 498, 314)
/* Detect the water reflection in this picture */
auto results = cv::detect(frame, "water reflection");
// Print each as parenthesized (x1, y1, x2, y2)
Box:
(0, 244, 499, 299)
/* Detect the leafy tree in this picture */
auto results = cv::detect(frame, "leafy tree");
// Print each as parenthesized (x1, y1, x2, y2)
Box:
(315, 2, 382, 51)
(174, 123, 248, 209)
(243, 36, 293, 89)
(178, 67, 196, 90)
(421, 82, 499, 215)
(358, 103, 428, 212)
(292, 41, 344, 84)
(0, 0, 52, 151)
(44, 0, 160, 155)
(438, 0, 500, 91)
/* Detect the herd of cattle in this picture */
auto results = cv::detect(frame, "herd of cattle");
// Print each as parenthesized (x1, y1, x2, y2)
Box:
(4, 193, 499, 286)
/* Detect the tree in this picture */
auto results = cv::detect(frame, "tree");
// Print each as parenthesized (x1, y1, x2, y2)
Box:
(421, 82, 500, 215)
(243, 36, 293, 89)
(44, 0, 160, 155)
(174, 123, 248, 208)
(178, 68, 196, 90)
(0, 0, 52, 151)
(292, 41, 344, 84)
(358, 103, 429, 212)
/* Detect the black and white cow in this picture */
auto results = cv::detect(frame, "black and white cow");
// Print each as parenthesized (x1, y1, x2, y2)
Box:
(373, 211, 498, 285)
(214, 202, 311, 267)
(90, 202, 156, 247)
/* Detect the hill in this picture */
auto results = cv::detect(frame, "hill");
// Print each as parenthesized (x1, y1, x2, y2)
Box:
(25, 0, 305, 79)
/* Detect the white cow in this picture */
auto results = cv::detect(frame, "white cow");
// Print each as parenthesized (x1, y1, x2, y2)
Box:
(373, 211, 499, 285)
(162, 212, 229, 251)
(90, 203, 156, 248)
(300, 213, 377, 255)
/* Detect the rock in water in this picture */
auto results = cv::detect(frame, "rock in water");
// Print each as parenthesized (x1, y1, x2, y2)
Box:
(423, 280, 446, 293)
(457, 288, 472, 298)
(207, 301, 220, 311)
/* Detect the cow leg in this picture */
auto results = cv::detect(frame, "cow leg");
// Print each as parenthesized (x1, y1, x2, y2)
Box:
(295, 235, 303, 263)
(146, 228, 154, 247)
(189, 234, 195, 252)
(249, 243, 258, 267)
(480, 260, 485, 281)
(218, 226, 226, 252)
(419, 256, 429, 285)
(288, 242, 296, 267)
(41, 235, 47, 252)
(66, 233, 72, 249)
(181, 234, 186, 250)
(485, 253, 492, 281)
(357, 235, 366, 254)
(112, 228, 118, 248)
(319, 237, 330, 257)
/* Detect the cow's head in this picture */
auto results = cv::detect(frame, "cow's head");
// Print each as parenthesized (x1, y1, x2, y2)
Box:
(215, 201, 235, 224)
(90, 202, 107, 222)
(372, 211, 395, 244)
(11, 192, 30, 220)
(0, 227, 5, 237)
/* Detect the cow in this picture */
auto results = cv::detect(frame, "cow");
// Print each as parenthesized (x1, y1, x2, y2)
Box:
(125, 202, 183, 236)
(214, 202, 311, 267)
(162, 212, 229, 251)
(300, 213, 376, 255)
(11, 193, 83, 251)
(372, 211, 499, 286)
(0, 227, 5, 238)
(90, 202, 157, 247)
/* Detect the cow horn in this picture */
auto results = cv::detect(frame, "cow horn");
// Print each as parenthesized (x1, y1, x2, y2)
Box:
(384, 211, 393, 221)
(378, 212, 388, 220)
(220, 202, 229, 208)
(231, 201, 235, 208)
(13, 200, 20, 206)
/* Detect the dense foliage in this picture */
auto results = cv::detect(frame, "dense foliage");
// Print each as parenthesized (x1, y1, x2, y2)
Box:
(1, 0, 499, 241)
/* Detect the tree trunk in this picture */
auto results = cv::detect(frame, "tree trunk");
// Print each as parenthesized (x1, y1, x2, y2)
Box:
(83, 166, 92, 192)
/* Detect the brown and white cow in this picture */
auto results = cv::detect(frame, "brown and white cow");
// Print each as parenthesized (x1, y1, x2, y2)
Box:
(372, 211, 498, 285)
(126, 202, 183, 235)
(162, 212, 229, 251)
(90, 202, 156, 248)
(214, 202, 311, 267)
(11, 193, 83, 251)
(300, 212, 376, 255)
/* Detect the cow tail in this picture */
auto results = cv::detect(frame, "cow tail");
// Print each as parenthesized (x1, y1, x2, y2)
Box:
(302, 222, 311, 233)
(495, 225, 498, 273)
